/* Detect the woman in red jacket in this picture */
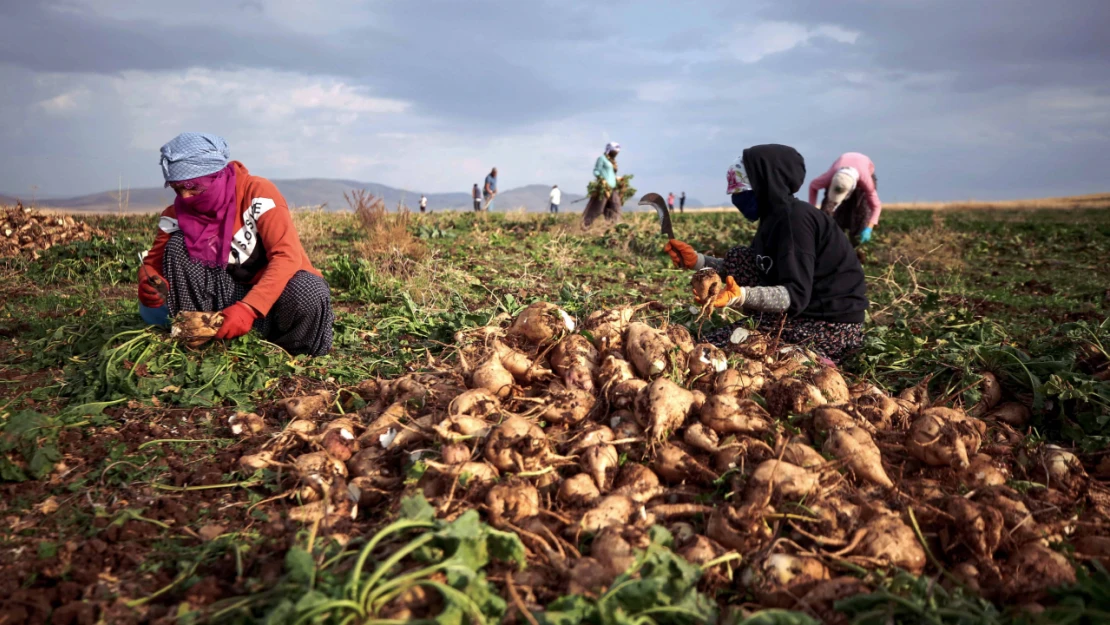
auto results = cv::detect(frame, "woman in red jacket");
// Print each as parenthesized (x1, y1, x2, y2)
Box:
(137, 133, 333, 356)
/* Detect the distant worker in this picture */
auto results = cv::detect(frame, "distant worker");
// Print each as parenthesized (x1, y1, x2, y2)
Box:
(419, 194, 427, 214)
(472, 184, 482, 212)
(809, 152, 881, 246)
(137, 132, 334, 356)
(679, 191, 686, 213)
(549, 185, 561, 214)
(667, 192, 675, 213)
(583, 142, 624, 226)
(483, 168, 498, 211)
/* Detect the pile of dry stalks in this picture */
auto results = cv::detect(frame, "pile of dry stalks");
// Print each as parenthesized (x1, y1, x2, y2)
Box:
(224, 291, 1110, 619)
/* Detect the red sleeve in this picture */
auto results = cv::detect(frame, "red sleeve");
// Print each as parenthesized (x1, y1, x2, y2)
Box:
(240, 183, 305, 317)
(142, 205, 176, 277)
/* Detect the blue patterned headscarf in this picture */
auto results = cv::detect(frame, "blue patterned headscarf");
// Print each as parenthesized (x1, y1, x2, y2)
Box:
(159, 133, 231, 183)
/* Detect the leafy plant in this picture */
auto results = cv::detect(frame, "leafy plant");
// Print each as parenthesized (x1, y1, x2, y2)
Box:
(210, 494, 525, 624)
(0, 399, 120, 483)
(323, 255, 387, 303)
(417, 224, 457, 240)
(833, 571, 1005, 625)
(31, 236, 147, 285)
(535, 527, 716, 625)
(733, 611, 818, 625)
(20, 310, 147, 370)
(856, 299, 1110, 446)
(0, 409, 67, 482)
(1036, 562, 1110, 624)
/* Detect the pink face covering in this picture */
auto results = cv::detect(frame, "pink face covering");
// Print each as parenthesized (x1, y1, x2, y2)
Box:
(172, 164, 238, 268)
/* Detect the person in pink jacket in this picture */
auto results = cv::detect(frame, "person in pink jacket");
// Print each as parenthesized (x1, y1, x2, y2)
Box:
(808, 152, 881, 245)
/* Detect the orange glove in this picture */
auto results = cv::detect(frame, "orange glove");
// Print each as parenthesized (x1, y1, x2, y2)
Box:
(694, 275, 745, 309)
(663, 239, 699, 269)
(215, 302, 259, 340)
(138, 264, 168, 308)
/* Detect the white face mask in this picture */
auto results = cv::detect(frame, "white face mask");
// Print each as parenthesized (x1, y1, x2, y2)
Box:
(726, 157, 751, 195)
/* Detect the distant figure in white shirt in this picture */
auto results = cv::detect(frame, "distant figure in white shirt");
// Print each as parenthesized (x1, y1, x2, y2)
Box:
(419, 194, 428, 214)
(549, 185, 561, 214)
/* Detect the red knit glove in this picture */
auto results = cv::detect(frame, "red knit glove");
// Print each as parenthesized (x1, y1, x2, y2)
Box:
(215, 302, 259, 340)
(138, 265, 168, 308)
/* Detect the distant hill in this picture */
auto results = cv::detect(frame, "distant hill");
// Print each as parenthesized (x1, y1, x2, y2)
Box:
(44, 187, 176, 211)
(3, 179, 700, 213)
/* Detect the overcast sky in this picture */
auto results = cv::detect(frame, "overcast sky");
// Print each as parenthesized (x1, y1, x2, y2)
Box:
(2, 0, 1108, 203)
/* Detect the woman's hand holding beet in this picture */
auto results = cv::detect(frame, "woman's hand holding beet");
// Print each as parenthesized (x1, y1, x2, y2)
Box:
(215, 302, 259, 340)
(696, 275, 744, 309)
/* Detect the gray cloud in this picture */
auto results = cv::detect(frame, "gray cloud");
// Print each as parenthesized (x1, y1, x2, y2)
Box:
(0, 1, 629, 127)
(1, 0, 1108, 202)
(0, 2, 327, 74)
(760, 0, 1110, 90)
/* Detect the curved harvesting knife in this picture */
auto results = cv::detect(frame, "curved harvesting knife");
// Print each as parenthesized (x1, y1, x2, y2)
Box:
(638, 192, 675, 239)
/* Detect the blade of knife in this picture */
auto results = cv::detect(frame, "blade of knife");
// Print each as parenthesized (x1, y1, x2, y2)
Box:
(638, 192, 675, 239)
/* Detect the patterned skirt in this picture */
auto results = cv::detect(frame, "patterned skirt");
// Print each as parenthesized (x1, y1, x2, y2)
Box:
(161, 232, 334, 356)
(701, 246, 865, 364)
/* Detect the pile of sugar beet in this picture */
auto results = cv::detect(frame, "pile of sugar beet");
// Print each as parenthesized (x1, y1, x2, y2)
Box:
(0, 203, 105, 258)
(224, 298, 1110, 621)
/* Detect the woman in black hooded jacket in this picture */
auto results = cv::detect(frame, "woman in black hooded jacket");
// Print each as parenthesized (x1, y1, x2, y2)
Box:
(664, 144, 868, 363)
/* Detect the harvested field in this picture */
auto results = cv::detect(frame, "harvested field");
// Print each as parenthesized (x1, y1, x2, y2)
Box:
(1, 205, 1108, 624)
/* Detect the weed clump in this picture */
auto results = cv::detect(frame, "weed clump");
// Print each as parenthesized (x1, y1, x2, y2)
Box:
(348, 190, 426, 277)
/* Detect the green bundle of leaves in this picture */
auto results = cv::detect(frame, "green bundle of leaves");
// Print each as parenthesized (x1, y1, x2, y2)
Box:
(587, 174, 638, 204)
(64, 327, 297, 408)
(587, 177, 611, 201)
(615, 175, 638, 204)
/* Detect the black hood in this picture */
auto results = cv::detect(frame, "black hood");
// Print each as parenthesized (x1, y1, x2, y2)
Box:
(742, 144, 806, 220)
(742, 143, 867, 325)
